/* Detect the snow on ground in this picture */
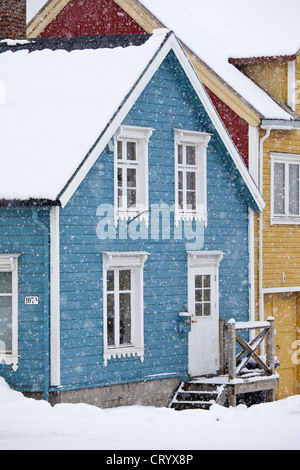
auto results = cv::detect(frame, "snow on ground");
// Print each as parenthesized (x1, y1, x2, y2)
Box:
(0, 377, 300, 450)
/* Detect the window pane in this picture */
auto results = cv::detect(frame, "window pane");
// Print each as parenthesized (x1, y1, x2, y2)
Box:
(117, 141, 123, 160)
(107, 270, 114, 292)
(107, 293, 115, 346)
(178, 191, 183, 210)
(204, 303, 211, 316)
(178, 171, 183, 190)
(186, 145, 196, 165)
(178, 145, 183, 165)
(204, 289, 211, 301)
(0, 272, 12, 294)
(127, 189, 137, 208)
(118, 189, 123, 209)
(127, 142, 136, 161)
(0, 296, 12, 353)
(289, 164, 300, 214)
(119, 293, 131, 345)
(195, 289, 202, 302)
(127, 168, 136, 188)
(117, 167, 123, 187)
(274, 163, 285, 214)
(186, 172, 196, 190)
(203, 275, 211, 288)
(119, 270, 131, 291)
(195, 303, 203, 316)
(195, 275, 202, 288)
(186, 191, 196, 210)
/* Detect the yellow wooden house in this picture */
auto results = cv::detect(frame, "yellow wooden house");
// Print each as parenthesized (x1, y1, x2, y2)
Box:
(27, 0, 300, 400)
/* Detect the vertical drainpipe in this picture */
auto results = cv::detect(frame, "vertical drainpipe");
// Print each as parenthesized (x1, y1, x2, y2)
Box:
(259, 127, 271, 330)
(31, 208, 50, 402)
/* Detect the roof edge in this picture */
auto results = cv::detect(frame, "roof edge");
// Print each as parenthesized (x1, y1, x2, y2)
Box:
(229, 53, 299, 65)
(55, 30, 264, 213)
(27, 0, 70, 38)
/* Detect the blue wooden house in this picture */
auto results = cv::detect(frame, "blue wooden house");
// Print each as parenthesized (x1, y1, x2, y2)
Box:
(0, 31, 275, 408)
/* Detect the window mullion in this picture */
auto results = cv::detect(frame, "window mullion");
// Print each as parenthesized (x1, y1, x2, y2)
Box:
(285, 162, 289, 216)
(115, 269, 120, 348)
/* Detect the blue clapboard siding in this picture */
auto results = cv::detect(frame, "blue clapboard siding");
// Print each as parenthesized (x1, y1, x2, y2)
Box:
(58, 51, 250, 391)
(0, 208, 49, 391)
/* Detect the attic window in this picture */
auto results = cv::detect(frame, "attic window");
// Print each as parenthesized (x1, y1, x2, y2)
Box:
(174, 129, 211, 226)
(114, 125, 153, 224)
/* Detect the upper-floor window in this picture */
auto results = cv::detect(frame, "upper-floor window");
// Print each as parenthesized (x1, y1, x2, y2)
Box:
(0, 254, 20, 371)
(114, 125, 153, 223)
(271, 153, 300, 224)
(174, 129, 211, 226)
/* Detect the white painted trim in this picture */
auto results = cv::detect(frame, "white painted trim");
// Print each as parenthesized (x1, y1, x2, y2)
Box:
(114, 125, 153, 225)
(187, 250, 224, 268)
(174, 129, 210, 226)
(58, 32, 264, 213)
(248, 208, 255, 328)
(263, 286, 300, 294)
(50, 206, 60, 386)
(187, 250, 223, 376)
(102, 251, 148, 366)
(248, 125, 259, 185)
(270, 152, 300, 225)
(0, 253, 21, 371)
(288, 60, 296, 111)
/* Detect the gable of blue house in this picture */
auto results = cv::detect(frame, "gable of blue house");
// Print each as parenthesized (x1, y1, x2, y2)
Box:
(0, 37, 262, 406)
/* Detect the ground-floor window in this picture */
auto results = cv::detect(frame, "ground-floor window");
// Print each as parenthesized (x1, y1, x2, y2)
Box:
(0, 254, 20, 370)
(102, 251, 148, 366)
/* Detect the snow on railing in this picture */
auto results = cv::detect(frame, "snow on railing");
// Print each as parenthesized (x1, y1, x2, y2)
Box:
(219, 317, 275, 381)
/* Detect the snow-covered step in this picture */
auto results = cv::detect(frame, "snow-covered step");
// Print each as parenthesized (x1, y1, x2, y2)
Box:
(170, 381, 224, 411)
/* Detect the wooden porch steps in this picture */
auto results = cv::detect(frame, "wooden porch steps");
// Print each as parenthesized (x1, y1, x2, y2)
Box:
(169, 381, 226, 411)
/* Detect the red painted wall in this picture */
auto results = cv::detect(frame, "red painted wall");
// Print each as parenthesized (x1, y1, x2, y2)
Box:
(40, 0, 145, 38)
(205, 87, 249, 167)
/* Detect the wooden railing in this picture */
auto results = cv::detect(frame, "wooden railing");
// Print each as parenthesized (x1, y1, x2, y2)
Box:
(219, 317, 276, 381)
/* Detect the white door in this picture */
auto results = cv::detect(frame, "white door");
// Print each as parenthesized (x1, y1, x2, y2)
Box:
(188, 253, 222, 377)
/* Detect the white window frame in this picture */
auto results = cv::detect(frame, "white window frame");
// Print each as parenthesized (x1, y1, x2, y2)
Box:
(270, 153, 300, 224)
(114, 125, 153, 225)
(102, 251, 148, 367)
(174, 129, 211, 227)
(0, 254, 20, 371)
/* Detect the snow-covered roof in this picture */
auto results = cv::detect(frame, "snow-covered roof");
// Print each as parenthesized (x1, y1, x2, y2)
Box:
(0, 32, 166, 203)
(0, 29, 264, 211)
(140, 0, 300, 120)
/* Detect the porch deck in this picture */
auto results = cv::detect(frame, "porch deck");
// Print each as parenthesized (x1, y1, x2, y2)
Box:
(170, 318, 279, 410)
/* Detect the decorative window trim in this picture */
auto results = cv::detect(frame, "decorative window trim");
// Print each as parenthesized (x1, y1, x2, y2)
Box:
(174, 129, 211, 227)
(114, 125, 153, 226)
(270, 153, 300, 225)
(0, 254, 21, 371)
(102, 251, 148, 367)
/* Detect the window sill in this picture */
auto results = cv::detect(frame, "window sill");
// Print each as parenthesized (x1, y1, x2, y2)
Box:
(271, 216, 300, 225)
(175, 210, 207, 227)
(103, 347, 144, 367)
(115, 209, 149, 225)
(0, 354, 19, 371)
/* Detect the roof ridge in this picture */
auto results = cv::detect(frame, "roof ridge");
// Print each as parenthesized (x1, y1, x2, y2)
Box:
(0, 33, 150, 53)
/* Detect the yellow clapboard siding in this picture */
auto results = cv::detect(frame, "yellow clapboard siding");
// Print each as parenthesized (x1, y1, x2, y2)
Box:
(264, 293, 299, 399)
(239, 62, 288, 106)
